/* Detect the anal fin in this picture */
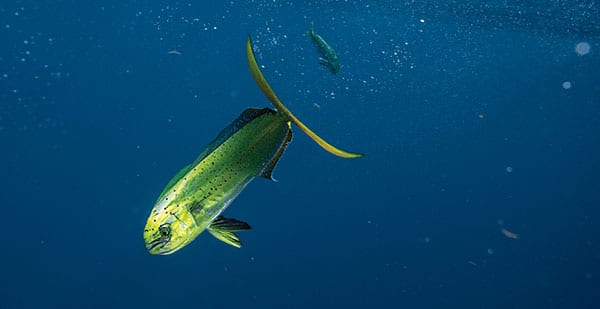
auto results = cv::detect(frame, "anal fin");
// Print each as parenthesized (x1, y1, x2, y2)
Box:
(208, 216, 251, 248)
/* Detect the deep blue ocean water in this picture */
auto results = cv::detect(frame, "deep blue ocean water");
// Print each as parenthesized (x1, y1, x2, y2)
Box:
(1, 1, 599, 308)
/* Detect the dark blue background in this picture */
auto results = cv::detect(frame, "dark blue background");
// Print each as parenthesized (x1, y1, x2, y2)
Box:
(1, 1, 599, 308)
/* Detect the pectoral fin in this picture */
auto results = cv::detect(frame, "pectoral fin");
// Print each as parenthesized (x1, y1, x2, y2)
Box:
(259, 121, 292, 181)
(208, 216, 251, 248)
(318, 57, 330, 67)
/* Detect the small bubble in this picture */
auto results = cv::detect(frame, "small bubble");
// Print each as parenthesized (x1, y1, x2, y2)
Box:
(487, 248, 494, 255)
(562, 81, 572, 90)
(424, 237, 431, 243)
(506, 166, 513, 173)
(575, 42, 591, 56)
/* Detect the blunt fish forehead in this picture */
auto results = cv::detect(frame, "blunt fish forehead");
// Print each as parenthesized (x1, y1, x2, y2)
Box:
(144, 205, 171, 241)
(144, 199, 197, 255)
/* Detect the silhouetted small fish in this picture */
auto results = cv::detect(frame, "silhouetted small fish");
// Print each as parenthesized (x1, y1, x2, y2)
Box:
(307, 23, 341, 74)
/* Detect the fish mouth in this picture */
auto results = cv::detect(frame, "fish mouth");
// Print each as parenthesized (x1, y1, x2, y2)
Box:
(145, 236, 170, 254)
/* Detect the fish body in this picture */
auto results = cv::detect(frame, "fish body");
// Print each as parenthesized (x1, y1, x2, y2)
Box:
(144, 108, 291, 255)
(143, 37, 362, 255)
(307, 23, 340, 74)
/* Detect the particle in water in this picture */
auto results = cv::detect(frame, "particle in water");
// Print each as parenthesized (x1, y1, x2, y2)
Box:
(501, 228, 519, 239)
(575, 42, 591, 56)
(487, 248, 494, 255)
(506, 166, 513, 173)
(562, 81, 571, 89)
(424, 237, 431, 243)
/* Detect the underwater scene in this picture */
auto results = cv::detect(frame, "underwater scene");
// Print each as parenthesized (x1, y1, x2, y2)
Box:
(1, 1, 599, 308)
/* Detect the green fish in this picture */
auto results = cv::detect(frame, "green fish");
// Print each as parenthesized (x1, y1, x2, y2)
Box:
(307, 22, 341, 74)
(143, 36, 363, 255)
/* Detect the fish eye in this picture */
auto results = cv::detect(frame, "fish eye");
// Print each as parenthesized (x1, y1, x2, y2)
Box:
(159, 224, 171, 237)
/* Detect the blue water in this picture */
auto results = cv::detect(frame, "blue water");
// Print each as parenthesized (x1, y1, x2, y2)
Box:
(1, 1, 599, 308)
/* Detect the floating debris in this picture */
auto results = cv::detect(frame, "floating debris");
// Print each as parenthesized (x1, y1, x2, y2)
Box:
(501, 228, 519, 239)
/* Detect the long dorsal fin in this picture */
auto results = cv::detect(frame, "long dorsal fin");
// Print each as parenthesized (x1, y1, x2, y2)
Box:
(245, 36, 364, 159)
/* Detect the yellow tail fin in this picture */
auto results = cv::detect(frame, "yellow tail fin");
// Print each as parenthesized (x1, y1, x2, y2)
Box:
(245, 36, 364, 159)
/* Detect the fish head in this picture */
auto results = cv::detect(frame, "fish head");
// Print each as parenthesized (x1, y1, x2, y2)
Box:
(143, 199, 197, 255)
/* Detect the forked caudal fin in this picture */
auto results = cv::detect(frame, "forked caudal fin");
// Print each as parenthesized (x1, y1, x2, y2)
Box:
(245, 36, 364, 159)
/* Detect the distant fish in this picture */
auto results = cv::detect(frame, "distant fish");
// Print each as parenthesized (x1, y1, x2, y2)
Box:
(501, 228, 519, 239)
(168, 50, 182, 55)
(307, 23, 341, 74)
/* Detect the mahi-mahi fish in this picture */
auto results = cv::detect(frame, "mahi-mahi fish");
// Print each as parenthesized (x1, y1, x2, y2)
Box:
(143, 36, 363, 255)
(307, 22, 341, 74)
